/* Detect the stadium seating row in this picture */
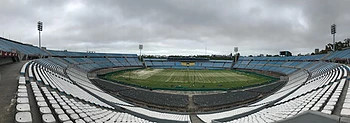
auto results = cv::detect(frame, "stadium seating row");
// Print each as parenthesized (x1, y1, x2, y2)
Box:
(0, 37, 48, 56)
(1, 37, 144, 58)
(145, 59, 232, 69)
(198, 64, 349, 122)
(47, 50, 137, 57)
(221, 66, 349, 123)
(4, 34, 350, 62)
(233, 57, 340, 75)
(30, 59, 192, 122)
(193, 91, 260, 108)
(238, 54, 326, 61)
(8, 42, 348, 123)
(236, 48, 350, 62)
(13, 56, 350, 123)
(324, 49, 350, 60)
(62, 57, 142, 72)
(92, 79, 189, 108)
(15, 61, 159, 123)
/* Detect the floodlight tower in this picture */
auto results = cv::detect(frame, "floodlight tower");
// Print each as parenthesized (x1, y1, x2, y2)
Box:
(37, 21, 43, 48)
(139, 44, 143, 58)
(234, 47, 238, 60)
(231, 47, 239, 69)
(331, 24, 336, 51)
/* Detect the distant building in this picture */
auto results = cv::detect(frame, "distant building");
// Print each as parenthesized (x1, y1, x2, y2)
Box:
(280, 51, 292, 56)
(315, 49, 320, 54)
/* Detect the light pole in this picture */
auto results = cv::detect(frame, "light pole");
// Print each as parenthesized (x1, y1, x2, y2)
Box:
(234, 47, 238, 61)
(139, 44, 143, 59)
(331, 24, 336, 51)
(38, 21, 43, 48)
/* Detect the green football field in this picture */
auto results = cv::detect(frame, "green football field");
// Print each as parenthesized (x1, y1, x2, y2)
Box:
(103, 68, 275, 90)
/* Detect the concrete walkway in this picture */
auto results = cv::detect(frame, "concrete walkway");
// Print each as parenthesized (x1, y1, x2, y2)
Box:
(0, 61, 26, 123)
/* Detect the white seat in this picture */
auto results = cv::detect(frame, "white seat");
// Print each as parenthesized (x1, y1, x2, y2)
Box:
(18, 85, 26, 89)
(49, 100, 57, 104)
(321, 110, 332, 114)
(70, 113, 80, 120)
(66, 109, 75, 114)
(54, 109, 65, 115)
(17, 98, 29, 104)
(62, 105, 71, 110)
(58, 114, 70, 122)
(327, 101, 336, 106)
(78, 113, 87, 118)
(343, 103, 350, 109)
(18, 77, 26, 85)
(16, 104, 30, 112)
(42, 114, 56, 123)
(18, 89, 27, 93)
(323, 105, 334, 110)
(75, 109, 83, 113)
(51, 104, 61, 109)
(36, 97, 45, 102)
(75, 119, 86, 123)
(15, 112, 32, 123)
(34, 93, 43, 97)
(47, 96, 54, 100)
(39, 107, 52, 114)
(341, 108, 350, 116)
(37, 102, 48, 107)
(17, 93, 28, 97)
(83, 117, 93, 122)
(59, 102, 67, 106)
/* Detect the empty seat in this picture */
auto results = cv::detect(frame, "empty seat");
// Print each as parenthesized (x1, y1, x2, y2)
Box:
(58, 114, 70, 122)
(42, 114, 56, 123)
(37, 102, 48, 107)
(75, 119, 86, 123)
(18, 77, 26, 85)
(55, 109, 65, 115)
(16, 104, 30, 112)
(17, 89, 27, 93)
(15, 112, 32, 123)
(39, 107, 52, 114)
(17, 98, 29, 104)
(341, 108, 350, 116)
(35, 97, 45, 102)
(17, 93, 28, 97)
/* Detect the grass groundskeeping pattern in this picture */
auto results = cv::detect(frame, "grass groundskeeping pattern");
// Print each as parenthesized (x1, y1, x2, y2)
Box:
(101, 68, 278, 91)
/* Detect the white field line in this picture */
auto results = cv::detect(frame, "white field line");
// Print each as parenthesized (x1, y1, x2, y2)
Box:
(122, 69, 163, 79)
(165, 71, 175, 82)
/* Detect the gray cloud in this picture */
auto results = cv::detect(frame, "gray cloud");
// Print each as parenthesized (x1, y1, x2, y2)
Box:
(0, 0, 349, 56)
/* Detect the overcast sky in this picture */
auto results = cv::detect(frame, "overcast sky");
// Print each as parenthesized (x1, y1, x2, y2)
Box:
(0, 0, 349, 56)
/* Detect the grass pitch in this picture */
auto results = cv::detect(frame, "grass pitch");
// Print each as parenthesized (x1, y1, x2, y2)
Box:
(103, 68, 276, 90)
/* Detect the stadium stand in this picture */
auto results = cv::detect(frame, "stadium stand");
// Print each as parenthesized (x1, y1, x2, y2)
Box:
(197, 64, 349, 122)
(144, 58, 233, 69)
(231, 55, 331, 75)
(7, 55, 350, 123)
(119, 89, 189, 108)
(0, 37, 48, 57)
(3, 37, 350, 122)
(47, 50, 136, 58)
(193, 91, 260, 108)
(19, 53, 347, 122)
(28, 58, 191, 122)
(248, 81, 286, 94)
(90, 78, 189, 108)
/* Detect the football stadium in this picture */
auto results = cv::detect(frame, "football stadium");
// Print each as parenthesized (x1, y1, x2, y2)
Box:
(1, 37, 350, 123)
(1, 1, 350, 123)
